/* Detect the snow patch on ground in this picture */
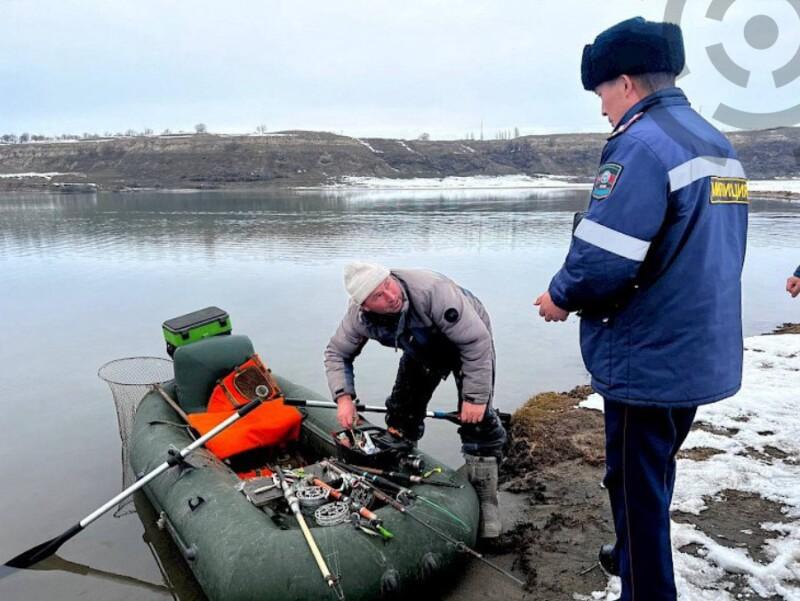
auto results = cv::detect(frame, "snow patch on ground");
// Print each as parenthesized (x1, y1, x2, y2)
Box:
(244, 133, 293, 137)
(398, 140, 417, 154)
(355, 138, 383, 154)
(750, 179, 800, 195)
(324, 174, 591, 190)
(578, 395, 604, 412)
(578, 333, 800, 600)
(295, 174, 592, 201)
(0, 172, 72, 179)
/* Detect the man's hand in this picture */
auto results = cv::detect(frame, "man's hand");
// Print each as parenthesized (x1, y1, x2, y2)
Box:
(460, 400, 487, 424)
(534, 291, 569, 322)
(336, 394, 358, 428)
(787, 276, 800, 298)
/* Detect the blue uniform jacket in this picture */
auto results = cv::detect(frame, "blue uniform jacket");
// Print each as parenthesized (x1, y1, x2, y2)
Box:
(549, 88, 748, 407)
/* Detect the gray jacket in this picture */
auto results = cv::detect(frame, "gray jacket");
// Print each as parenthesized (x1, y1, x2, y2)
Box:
(324, 269, 495, 404)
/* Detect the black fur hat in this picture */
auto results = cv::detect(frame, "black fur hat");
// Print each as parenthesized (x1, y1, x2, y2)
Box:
(581, 17, 685, 91)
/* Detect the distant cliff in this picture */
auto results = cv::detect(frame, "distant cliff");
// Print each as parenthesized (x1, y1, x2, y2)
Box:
(0, 127, 798, 191)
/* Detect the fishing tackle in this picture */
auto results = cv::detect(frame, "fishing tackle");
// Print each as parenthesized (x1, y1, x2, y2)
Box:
(348, 465, 463, 489)
(328, 463, 523, 588)
(311, 478, 393, 540)
(275, 467, 344, 599)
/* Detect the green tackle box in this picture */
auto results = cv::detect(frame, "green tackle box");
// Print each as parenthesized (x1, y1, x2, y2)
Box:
(162, 306, 231, 356)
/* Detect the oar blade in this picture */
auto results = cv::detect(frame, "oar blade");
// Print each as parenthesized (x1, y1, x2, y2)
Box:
(5, 523, 82, 569)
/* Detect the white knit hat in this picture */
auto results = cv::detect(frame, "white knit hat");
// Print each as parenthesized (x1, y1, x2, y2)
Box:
(343, 261, 391, 305)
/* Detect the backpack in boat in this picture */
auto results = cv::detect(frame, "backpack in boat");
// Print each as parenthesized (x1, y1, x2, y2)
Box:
(186, 354, 303, 460)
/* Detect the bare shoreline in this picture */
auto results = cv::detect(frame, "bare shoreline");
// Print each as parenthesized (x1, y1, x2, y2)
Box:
(445, 323, 800, 601)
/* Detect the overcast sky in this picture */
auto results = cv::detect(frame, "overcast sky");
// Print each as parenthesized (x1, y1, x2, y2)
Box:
(2, 0, 799, 139)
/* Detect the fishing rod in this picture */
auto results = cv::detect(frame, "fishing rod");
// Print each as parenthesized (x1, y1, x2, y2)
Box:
(330, 460, 469, 530)
(275, 467, 344, 600)
(326, 462, 524, 588)
(332, 461, 414, 498)
(310, 478, 393, 540)
(347, 465, 463, 489)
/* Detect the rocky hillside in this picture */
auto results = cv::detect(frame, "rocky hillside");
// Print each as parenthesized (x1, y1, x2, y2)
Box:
(0, 127, 798, 191)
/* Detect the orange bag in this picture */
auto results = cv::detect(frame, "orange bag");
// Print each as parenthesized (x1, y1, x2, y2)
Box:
(236, 466, 274, 480)
(186, 355, 302, 460)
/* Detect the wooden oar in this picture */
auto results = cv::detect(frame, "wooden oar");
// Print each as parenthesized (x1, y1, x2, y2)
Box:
(4, 393, 268, 569)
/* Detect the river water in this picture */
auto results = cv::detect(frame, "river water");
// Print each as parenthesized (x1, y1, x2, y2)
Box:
(0, 188, 797, 600)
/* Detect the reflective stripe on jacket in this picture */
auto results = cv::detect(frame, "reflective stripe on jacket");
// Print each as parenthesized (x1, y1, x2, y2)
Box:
(549, 88, 748, 407)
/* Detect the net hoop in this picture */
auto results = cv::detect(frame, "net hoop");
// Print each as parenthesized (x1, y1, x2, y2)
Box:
(98, 356, 174, 386)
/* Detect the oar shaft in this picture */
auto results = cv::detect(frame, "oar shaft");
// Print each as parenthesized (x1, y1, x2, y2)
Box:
(284, 398, 387, 413)
(81, 406, 246, 527)
(7, 390, 269, 569)
(283, 398, 461, 423)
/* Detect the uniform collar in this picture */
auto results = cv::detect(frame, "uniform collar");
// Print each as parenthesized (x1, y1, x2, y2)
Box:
(611, 87, 689, 138)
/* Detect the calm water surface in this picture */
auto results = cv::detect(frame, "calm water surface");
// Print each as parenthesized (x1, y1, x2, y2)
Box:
(1, 188, 797, 599)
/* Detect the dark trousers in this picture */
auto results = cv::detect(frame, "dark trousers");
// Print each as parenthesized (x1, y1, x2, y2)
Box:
(385, 353, 507, 460)
(604, 400, 697, 601)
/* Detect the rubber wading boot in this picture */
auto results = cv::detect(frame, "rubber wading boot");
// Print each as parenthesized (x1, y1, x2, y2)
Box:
(464, 454, 501, 538)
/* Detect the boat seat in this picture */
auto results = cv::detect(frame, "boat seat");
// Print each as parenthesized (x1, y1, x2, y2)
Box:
(173, 335, 255, 413)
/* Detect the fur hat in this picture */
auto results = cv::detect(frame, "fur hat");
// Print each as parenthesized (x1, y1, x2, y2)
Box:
(343, 261, 391, 305)
(581, 17, 685, 91)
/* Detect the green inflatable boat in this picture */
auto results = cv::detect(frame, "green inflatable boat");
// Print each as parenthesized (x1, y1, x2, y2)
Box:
(129, 334, 480, 601)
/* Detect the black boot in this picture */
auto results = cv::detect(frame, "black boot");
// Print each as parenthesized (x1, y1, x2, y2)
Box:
(598, 543, 619, 577)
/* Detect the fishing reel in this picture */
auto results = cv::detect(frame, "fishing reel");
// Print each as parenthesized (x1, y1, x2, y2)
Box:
(398, 453, 425, 474)
(314, 502, 350, 527)
(295, 485, 329, 515)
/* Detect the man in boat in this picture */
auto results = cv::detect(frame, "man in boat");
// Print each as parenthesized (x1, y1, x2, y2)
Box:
(787, 265, 800, 297)
(324, 262, 506, 538)
(533, 17, 748, 601)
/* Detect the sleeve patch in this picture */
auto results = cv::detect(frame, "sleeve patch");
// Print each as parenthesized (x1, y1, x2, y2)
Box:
(591, 163, 624, 200)
(444, 308, 460, 323)
(710, 177, 749, 204)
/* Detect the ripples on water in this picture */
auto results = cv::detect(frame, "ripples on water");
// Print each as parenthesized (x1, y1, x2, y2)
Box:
(0, 190, 588, 263)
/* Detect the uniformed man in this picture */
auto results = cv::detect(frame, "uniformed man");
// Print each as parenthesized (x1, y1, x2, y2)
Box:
(324, 262, 507, 538)
(787, 266, 800, 297)
(534, 17, 748, 600)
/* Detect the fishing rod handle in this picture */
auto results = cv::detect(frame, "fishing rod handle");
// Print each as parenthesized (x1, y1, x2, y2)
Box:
(429, 410, 461, 424)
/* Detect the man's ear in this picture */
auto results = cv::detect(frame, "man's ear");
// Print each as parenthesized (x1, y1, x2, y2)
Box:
(620, 74, 634, 96)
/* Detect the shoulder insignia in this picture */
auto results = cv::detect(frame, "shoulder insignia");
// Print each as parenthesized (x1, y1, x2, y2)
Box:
(710, 177, 749, 204)
(444, 308, 460, 323)
(591, 163, 623, 200)
(608, 112, 644, 140)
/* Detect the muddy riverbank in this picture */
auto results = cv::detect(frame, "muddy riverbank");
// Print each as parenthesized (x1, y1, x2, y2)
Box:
(444, 323, 800, 600)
